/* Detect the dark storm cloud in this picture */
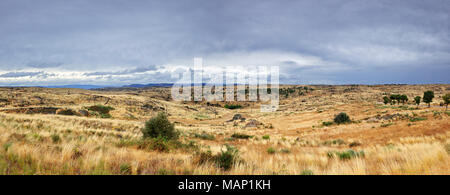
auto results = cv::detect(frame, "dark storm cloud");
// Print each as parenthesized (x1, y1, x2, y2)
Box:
(0, 0, 449, 85)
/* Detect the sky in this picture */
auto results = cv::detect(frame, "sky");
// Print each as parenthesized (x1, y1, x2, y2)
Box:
(0, 0, 449, 86)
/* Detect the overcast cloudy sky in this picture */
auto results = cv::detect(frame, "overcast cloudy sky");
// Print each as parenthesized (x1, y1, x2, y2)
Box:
(0, 0, 449, 86)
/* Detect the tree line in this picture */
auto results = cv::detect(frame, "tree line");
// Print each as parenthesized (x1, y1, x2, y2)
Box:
(383, 91, 450, 110)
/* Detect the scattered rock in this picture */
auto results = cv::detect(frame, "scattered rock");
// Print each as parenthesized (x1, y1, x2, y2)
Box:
(142, 103, 165, 111)
(56, 108, 79, 116)
(228, 114, 245, 122)
(78, 109, 89, 117)
(245, 119, 263, 128)
(366, 117, 379, 123)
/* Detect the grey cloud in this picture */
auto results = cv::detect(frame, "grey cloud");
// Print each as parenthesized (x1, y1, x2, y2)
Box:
(0, 0, 449, 85)
(27, 61, 63, 68)
(0, 71, 44, 78)
(84, 66, 156, 76)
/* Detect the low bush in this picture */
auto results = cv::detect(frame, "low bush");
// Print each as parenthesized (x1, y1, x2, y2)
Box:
(51, 134, 61, 143)
(334, 112, 351, 124)
(119, 163, 132, 175)
(224, 104, 242, 109)
(142, 112, 178, 140)
(322, 121, 333, 126)
(328, 149, 365, 160)
(301, 169, 314, 175)
(231, 133, 253, 139)
(87, 105, 115, 114)
(267, 147, 276, 154)
(409, 117, 427, 122)
(194, 145, 241, 171)
(194, 133, 215, 140)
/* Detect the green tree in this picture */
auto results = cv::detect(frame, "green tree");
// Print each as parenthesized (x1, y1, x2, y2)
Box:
(443, 94, 450, 111)
(142, 112, 178, 140)
(414, 96, 421, 108)
(383, 96, 390, 105)
(400, 94, 408, 104)
(423, 91, 434, 108)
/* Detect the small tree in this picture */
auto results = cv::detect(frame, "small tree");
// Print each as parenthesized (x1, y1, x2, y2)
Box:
(414, 96, 421, 108)
(383, 96, 390, 105)
(443, 94, 450, 111)
(334, 112, 351, 124)
(142, 112, 178, 140)
(400, 94, 408, 104)
(423, 91, 434, 108)
(390, 94, 401, 105)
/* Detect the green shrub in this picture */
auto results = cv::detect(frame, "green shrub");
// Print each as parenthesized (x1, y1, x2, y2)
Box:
(334, 112, 351, 124)
(142, 112, 178, 140)
(231, 133, 253, 139)
(409, 117, 427, 122)
(87, 105, 115, 114)
(280, 148, 291, 153)
(328, 149, 365, 160)
(51, 134, 61, 143)
(157, 168, 174, 175)
(224, 104, 242, 109)
(194, 133, 215, 140)
(383, 96, 390, 105)
(214, 145, 239, 170)
(301, 169, 314, 175)
(380, 122, 394, 127)
(2, 142, 12, 152)
(193, 145, 241, 171)
(322, 121, 333, 126)
(119, 163, 132, 175)
(100, 113, 112, 118)
(262, 135, 270, 140)
(147, 137, 170, 152)
(267, 147, 276, 154)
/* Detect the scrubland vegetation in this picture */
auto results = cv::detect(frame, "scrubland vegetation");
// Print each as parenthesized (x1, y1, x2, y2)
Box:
(0, 85, 449, 175)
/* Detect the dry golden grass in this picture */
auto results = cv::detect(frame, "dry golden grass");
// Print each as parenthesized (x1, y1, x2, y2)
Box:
(0, 84, 449, 175)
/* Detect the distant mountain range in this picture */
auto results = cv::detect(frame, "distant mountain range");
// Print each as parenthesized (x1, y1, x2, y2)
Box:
(43, 83, 175, 89)
(121, 83, 174, 88)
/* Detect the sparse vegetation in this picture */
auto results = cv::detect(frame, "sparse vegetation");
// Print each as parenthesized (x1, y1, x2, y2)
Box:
(0, 85, 448, 175)
(194, 132, 215, 140)
(328, 150, 365, 160)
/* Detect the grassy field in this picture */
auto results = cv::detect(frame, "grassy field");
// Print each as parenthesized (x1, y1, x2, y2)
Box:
(0, 84, 449, 175)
